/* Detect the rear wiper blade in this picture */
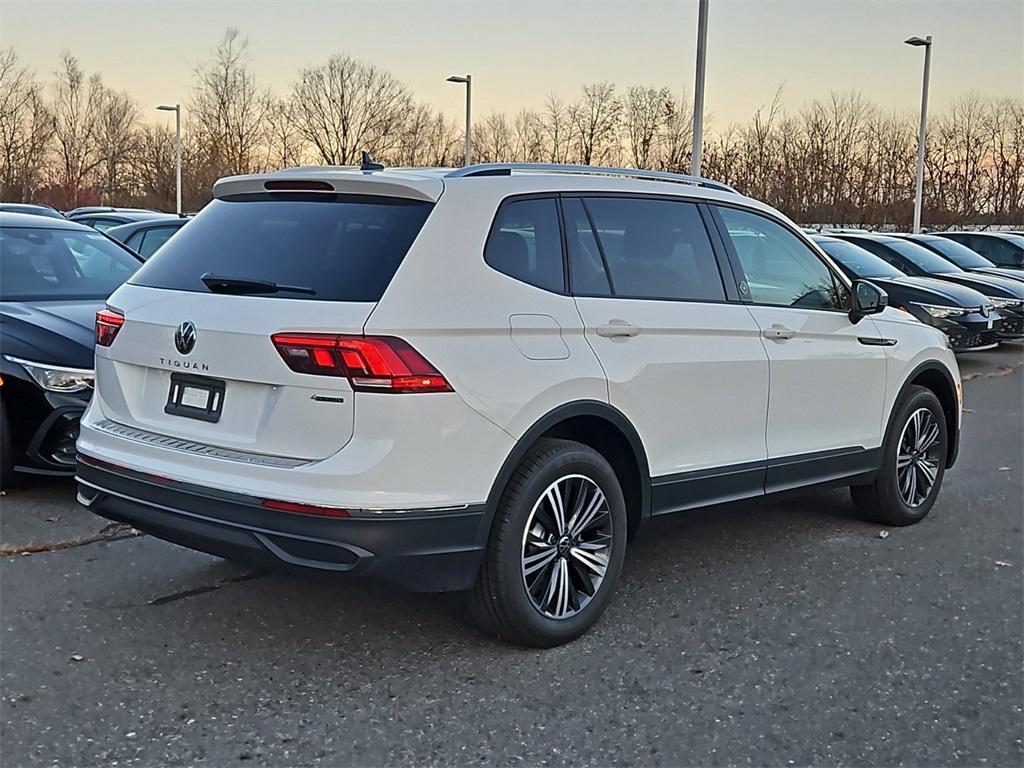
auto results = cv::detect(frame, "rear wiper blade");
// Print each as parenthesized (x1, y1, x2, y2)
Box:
(200, 273, 316, 296)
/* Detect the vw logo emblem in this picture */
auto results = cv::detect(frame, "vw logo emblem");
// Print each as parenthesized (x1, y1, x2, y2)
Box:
(980, 305, 990, 318)
(174, 321, 197, 355)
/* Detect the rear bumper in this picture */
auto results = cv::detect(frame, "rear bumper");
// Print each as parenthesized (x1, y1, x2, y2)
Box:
(76, 456, 488, 592)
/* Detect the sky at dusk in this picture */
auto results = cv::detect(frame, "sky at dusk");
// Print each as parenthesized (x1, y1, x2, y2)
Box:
(1, 0, 1021, 129)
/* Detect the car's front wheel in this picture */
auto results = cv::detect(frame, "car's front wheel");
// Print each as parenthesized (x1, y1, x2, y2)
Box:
(470, 438, 628, 647)
(851, 385, 948, 526)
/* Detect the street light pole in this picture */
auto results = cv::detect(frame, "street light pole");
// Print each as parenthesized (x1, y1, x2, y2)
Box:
(691, 0, 709, 176)
(905, 35, 932, 233)
(447, 75, 472, 166)
(157, 104, 182, 215)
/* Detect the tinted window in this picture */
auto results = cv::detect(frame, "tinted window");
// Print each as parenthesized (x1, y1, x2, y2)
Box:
(125, 231, 145, 251)
(0, 226, 140, 300)
(817, 239, 904, 278)
(582, 197, 725, 301)
(717, 206, 844, 310)
(974, 235, 1024, 267)
(485, 197, 564, 292)
(86, 217, 124, 232)
(131, 195, 433, 302)
(138, 226, 178, 258)
(885, 239, 962, 274)
(915, 237, 992, 269)
(563, 198, 611, 296)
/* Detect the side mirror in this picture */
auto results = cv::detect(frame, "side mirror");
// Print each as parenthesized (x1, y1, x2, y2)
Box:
(849, 279, 888, 324)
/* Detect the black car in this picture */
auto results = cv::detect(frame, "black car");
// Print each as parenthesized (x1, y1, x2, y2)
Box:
(0, 212, 141, 487)
(105, 217, 190, 259)
(831, 233, 1024, 338)
(935, 231, 1024, 269)
(902, 234, 1024, 285)
(813, 236, 1001, 352)
(68, 210, 179, 233)
(0, 203, 65, 220)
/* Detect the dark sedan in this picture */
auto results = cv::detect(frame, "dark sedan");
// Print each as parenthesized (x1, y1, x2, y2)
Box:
(0, 212, 141, 487)
(902, 234, 1024, 284)
(69, 210, 179, 232)
(830, 233, 1024, 339)
(105, 217, 190, 259)
(813, 236, 1000, 352)
(935, 231, 1024, 269)
(0, 203, 65, 220)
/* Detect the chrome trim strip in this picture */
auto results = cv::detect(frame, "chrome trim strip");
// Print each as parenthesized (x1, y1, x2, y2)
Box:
(92, 419, 312, 468)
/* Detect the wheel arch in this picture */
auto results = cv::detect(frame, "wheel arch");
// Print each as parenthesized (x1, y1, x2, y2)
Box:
(483, 401, 651, 541)
(895, 360, 960, 468)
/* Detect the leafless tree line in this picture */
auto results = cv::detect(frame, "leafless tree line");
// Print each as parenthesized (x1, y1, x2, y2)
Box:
(1, 29, 1021, 225)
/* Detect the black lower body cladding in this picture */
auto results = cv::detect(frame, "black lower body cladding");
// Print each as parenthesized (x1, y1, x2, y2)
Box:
(76, 457, 489, 592)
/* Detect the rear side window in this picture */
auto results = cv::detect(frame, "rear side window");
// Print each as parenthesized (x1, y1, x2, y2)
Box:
(484, 197, 565, 293)
(579, 197, 725, 301)
(137, 226, 178, 259)
(130, 195, 434, 302)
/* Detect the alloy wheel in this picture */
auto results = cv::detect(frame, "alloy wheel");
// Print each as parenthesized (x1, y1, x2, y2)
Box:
(896, 407, 941, 508)
(520, 474, 613, 620)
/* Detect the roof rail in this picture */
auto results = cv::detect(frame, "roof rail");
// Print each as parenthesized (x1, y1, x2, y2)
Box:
(445, 163, 738, 194)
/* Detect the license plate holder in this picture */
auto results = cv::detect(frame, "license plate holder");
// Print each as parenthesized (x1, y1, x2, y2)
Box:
(165, 373, 226, 423)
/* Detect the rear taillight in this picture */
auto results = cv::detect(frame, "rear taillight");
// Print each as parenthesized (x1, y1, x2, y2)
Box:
(96, 309, 125, 347)
(271, 334, 453, 393)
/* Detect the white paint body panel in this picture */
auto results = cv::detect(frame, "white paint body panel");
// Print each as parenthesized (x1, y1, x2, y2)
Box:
(79, 167, 959, 515)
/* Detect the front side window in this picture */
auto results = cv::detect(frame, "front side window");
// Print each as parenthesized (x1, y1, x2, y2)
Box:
(717, 206, 844, 310)
(577, 196, 725, 301)
(0, 226, 139, 300)
(485, 197, 564, 293)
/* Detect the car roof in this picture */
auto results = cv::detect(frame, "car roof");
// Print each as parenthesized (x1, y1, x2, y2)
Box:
(105, 218, 188, 238)
(78, 211, 179, 223)
(212, 163, 751, 207)
(833, 232, 901, 242)
(0, 211, 91, 230)
(66, 206, 157, 216)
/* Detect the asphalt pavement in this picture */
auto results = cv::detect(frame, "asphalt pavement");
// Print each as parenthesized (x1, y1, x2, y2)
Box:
(2, 344, 1022, 767)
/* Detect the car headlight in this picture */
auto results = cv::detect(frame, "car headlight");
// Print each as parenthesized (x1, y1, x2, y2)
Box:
(916, 303, 968, 319)
(4, 356, 94, 393)
(988, 296, 1023, 310)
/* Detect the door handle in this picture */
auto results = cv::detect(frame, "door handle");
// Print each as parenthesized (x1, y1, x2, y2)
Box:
(762, 325, 795, 341)
(596, 321, 640, 338)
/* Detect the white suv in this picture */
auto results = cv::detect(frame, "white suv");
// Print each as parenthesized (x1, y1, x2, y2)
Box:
(77, 163, 961, 647)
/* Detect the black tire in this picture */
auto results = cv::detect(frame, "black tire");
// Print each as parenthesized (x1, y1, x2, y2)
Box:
(851, 385, 948, 526)
(470, 438, 628, 647)
(0, 399, 15, 491)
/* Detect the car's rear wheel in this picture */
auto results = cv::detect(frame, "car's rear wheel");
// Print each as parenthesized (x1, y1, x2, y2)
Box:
(851, 385, 948, 526)
(470, 438, 627, 647)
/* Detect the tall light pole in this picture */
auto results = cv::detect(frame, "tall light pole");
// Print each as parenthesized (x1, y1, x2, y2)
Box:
(157, 104, 182, 215)
(905, 35, 932, 233)
(446, 74, 472, 166)
(691, 0, 709, 176)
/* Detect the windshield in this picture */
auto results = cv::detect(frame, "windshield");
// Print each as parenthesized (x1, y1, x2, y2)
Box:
(885, 239, 962, 274)
(817, 240, 905, 278)
(917, 237, 993, 269)
(0, 226, 140, 301)
(130, 195, 434, 302)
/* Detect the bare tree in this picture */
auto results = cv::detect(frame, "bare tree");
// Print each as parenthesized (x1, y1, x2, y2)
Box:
(624, 86, 668, 169)
(265, 97, 307, 169)
(52, 52, 105, 207)
(0, 48, 52, 200)
(290, 54, 411, 165)
(190, 28, 270, 176)
(93, 89, 139, 202)
(570, 82, 621, 165)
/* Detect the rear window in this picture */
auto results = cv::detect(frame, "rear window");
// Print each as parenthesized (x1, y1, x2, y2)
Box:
(130, 195, 434, 301)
